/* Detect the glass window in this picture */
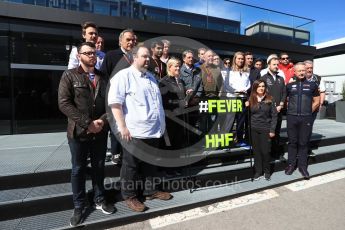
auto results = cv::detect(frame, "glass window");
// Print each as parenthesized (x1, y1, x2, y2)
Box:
(12, 69, 66, 134)
(93, 3, 110, 16)
(10, 32, 70, 65)
(0, 35, 11, 134)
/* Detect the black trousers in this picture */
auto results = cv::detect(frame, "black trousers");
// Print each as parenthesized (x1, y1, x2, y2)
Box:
(251, 128, 271, 175)
(110, 130, 122, 155)
(287, 115, 313, 169)
(120, 137, 160, 199)
(235, 99, 247, 142)
(271, 112, 283, 157)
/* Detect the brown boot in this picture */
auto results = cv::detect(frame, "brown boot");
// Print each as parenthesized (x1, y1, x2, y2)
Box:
(125, 197, 147, 212)
(146, 191, 172, 201)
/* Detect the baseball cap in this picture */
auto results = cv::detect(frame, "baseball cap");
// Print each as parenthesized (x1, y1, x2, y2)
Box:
(267, 54, 278, 64)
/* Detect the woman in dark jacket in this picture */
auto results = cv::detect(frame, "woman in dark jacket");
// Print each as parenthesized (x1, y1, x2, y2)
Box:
(159, 57, 187, 149)
(248, 79, 277, 181)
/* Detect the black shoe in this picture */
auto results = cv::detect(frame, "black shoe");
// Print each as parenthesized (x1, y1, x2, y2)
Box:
(111, 154, 122, 165)
(253, 173, 263, 181)
(95, 201, 115, 214)
(105, 152, 112, 162)
(70, 208, 83, 227)
(264, 173, 271, 181)
(285, 164, 295, 175)
(298, 168, 310, 180)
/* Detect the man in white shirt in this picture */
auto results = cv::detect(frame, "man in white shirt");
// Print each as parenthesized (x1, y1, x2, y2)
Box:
(108, 46, 172, 212)
(67, 22, 103, 70)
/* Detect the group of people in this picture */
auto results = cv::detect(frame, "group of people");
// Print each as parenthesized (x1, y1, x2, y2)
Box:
(57, 21, 325, 226)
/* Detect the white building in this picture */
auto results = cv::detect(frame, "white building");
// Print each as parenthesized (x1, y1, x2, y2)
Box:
(314, 37, 345, 102)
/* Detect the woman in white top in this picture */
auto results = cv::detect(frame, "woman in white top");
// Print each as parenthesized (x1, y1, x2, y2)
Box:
(222, 52, 250, 146)
(224, 51, 250, 97)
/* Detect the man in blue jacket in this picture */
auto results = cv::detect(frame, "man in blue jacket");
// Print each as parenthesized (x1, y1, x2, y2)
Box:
(285, 62, 320, 179)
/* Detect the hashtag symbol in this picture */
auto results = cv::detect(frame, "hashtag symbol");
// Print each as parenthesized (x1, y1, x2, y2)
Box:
(199, 100, 209, 113)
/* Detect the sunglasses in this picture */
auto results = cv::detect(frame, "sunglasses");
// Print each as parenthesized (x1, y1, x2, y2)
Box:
(281, 57, 289, 60)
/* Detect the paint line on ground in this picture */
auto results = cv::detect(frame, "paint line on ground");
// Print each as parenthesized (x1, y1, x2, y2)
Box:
(149, 189, 279, 229)
(285, 169, 345, 192)
(0, 145, 63, 151)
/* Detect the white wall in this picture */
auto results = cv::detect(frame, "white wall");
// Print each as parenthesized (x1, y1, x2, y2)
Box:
(314, 54, 345, 94)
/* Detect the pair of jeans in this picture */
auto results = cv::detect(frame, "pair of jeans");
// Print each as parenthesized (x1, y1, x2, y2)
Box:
(68, 136, 107, 209)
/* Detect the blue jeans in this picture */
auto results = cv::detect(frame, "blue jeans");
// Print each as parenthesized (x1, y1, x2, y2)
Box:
(68, 136, 107, 209)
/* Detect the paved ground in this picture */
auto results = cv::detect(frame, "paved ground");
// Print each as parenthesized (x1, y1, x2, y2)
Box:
(108, 170, 345, 230)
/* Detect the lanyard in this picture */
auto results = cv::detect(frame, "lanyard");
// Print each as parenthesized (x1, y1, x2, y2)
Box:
(153, 58, 163, 79)
(123, 53, 132, 65)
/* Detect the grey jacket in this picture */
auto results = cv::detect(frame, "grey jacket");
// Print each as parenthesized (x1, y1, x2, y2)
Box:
(180, 64, 203, 97)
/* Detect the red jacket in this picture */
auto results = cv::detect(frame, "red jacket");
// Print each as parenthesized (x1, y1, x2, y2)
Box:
(278, 63, 294, 84)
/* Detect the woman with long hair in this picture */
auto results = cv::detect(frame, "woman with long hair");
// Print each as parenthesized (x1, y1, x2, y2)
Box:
(223, 51, 250, 145)
(248, 79, 277, 180)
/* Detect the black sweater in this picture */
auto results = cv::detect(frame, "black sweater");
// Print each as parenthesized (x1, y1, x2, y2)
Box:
(250, 97, 278, 133)
(261, 72, 286, 106)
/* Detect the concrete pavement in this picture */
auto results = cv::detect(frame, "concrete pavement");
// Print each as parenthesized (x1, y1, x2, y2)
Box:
(108, 170, 345, 230)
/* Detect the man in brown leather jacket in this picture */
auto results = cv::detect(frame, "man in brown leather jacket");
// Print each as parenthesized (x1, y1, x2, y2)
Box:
(58, 42, 114, 226)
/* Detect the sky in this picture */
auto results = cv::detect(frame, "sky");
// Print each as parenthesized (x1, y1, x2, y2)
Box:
(141, 0, 345, 45)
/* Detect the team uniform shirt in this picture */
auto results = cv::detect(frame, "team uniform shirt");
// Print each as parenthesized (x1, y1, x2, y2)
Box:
(286, 78, 320, 116)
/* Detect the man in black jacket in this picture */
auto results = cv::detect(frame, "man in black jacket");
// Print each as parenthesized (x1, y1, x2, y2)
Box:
(58, 42, 115, 226)
(285, 62, 320, 179)
(245, 52, 261, 87)
(100, 29, 135, 80)
(100, 29, 136, 165)
(261, 55, 286, 161)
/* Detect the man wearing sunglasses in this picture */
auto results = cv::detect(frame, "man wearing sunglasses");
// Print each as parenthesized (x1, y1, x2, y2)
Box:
(278, 52, 294, 84)
(59, 42, 115, 226)
(221, 58, 231, 81)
